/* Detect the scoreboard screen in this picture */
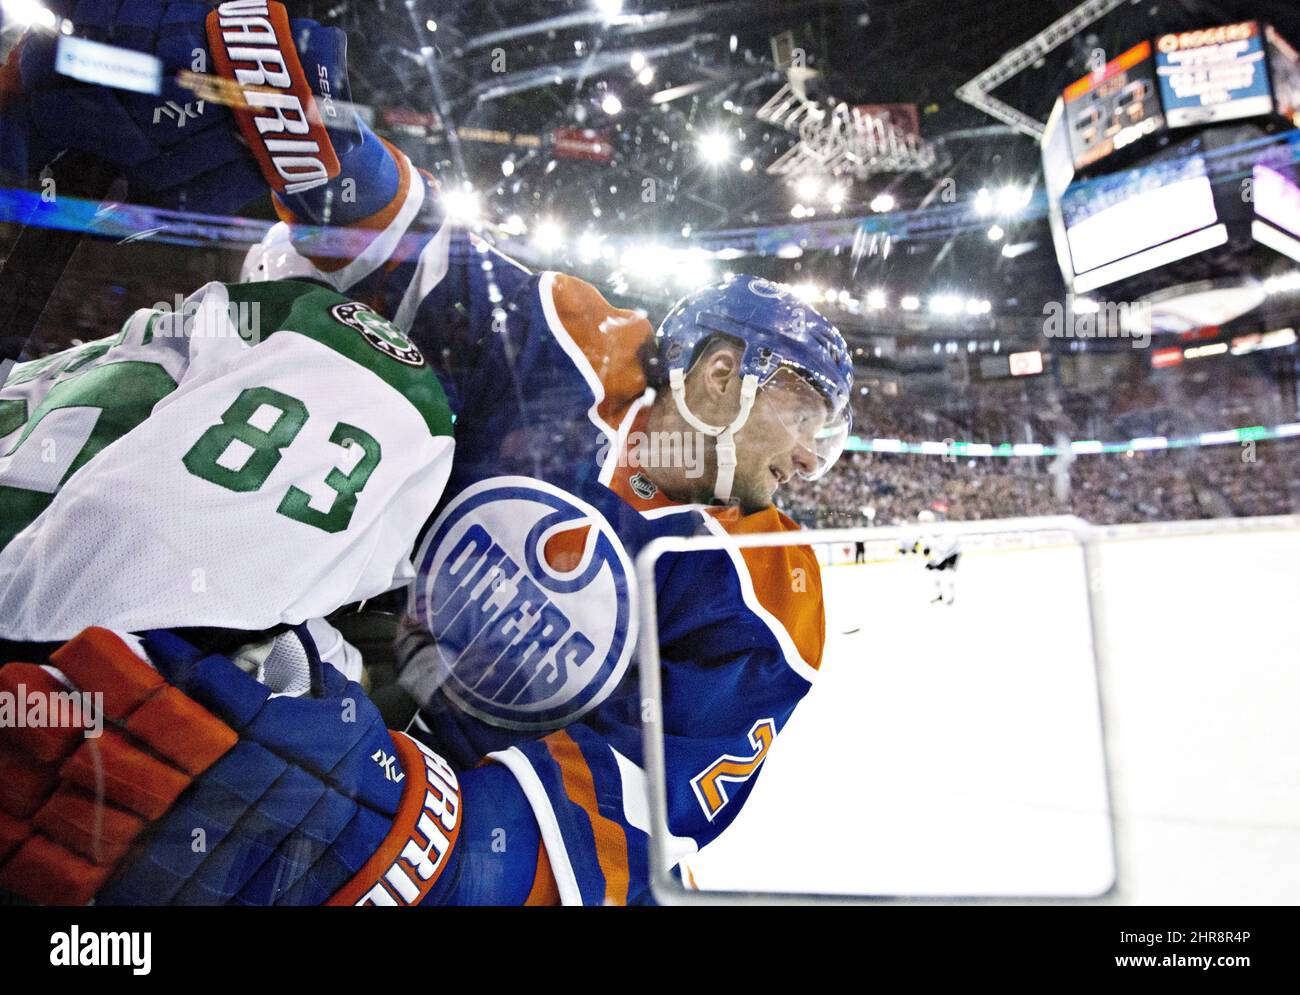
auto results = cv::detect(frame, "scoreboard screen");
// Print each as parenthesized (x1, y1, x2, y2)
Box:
(1254, 162, 1300, 239)
(1059, 148, 1219, 288)
(1064, 41, 1164, 172)
(1155, 22, 1273, 128)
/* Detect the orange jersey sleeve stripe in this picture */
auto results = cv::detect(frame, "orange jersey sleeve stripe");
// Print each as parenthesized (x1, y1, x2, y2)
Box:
(543, 729, 630, 906)
(548, 274, 653, 433)
(524, 839, 561, 906)
(717, 506, 826, 671)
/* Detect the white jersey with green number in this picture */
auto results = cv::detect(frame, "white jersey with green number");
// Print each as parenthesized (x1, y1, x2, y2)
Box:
(0, 279, 454, 641)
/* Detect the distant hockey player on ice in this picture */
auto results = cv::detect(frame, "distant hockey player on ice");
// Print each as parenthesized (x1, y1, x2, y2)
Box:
(923, 535, 962, 605)
(897, 511, 959, 604)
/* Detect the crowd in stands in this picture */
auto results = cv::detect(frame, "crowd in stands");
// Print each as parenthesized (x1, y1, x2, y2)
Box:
(780, 437, 1299, 528)
(780, 363, 1298, 527)
(848, 363, 1290, 452)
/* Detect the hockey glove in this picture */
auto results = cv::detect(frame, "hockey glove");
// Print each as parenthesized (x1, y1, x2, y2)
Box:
(0, 626, 463, 905)
(0, 1, 397, 221)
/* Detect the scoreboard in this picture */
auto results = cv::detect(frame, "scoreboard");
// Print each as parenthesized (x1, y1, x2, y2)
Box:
(1155, 22, 1273, 128)
(1064, 41, 1164, 172)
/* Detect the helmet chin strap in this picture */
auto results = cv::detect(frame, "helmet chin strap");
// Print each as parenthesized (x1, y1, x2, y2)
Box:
(668, 369, 760, 503)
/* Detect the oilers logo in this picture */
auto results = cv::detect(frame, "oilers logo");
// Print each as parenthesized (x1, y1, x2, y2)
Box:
(408, 477, 637, 730)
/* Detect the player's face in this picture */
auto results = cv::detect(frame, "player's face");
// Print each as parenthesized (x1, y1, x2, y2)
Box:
(728, 369, 830, 512)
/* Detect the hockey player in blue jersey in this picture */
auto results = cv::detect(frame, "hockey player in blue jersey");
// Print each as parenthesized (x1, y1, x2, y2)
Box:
(0, 1, 853, 905)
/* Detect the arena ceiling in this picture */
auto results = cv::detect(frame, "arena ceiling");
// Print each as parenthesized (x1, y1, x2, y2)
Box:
(280, 2, 1300, 340)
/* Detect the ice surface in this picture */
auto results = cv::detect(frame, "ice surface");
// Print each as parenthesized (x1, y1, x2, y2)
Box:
(680, 525, 1300, 903)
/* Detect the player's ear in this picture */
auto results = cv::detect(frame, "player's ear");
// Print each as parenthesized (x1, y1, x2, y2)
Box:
(701, 345, 739, 401)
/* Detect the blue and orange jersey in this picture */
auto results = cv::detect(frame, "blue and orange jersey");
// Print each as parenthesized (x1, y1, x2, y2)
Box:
(256, 150, 826, 905)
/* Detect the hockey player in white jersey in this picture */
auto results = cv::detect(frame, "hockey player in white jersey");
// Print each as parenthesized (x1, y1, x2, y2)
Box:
(0, 279, 455, 667)
(924, 536, 962, 605)
(897, 511, 960, 605)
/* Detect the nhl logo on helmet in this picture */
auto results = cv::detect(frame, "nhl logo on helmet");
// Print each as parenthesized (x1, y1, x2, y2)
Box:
(407, 477, 637, 729)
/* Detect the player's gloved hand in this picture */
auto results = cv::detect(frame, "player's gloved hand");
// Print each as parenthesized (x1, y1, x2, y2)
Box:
(0, 1, 399, 221)
(0, 627, 463, 905)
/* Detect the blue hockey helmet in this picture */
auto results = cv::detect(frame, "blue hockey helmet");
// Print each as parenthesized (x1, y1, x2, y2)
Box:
(655, 274, 854, 497)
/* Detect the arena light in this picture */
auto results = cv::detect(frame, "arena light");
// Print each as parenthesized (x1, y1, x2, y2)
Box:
(987, 224, 1005, 241)
(500, 158, 515, 177)
(929, 294, 964, 315)
(674, 254, 716, 290)
(791, 282, 822, 303)
(577, 231, 603, 263)
(621, 243, 674, 281)
(974, 187, 994, 215)
(873, 438, 903, 453)
(594, 0, 623, 18)
(601, 93, 623, 116)
(534, 219, 565, 253)
(1184, 342, 1228, 359)
(827, 183, 847, 208)
(739, 156, 754, 172)
(997, 185, 1032, 214)
(866, 289, 887, 309)
(501, 214, 526, 236)
(629, 51, 646, 72)
(795, 176, 821, 201)
(442, 186, 481, 223)
(697, 131, 732, 165)
(3, 0, 57, 29)
(637, 66, 655, 86)
(1013, 443, 1045, 456)
(900, 295, 920, 311)
(1071, 440, 1103, 454)
(869, 192, 896, 213)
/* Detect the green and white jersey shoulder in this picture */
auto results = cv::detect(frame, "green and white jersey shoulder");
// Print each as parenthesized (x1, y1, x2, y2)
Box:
(0, 279, 454, 642)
